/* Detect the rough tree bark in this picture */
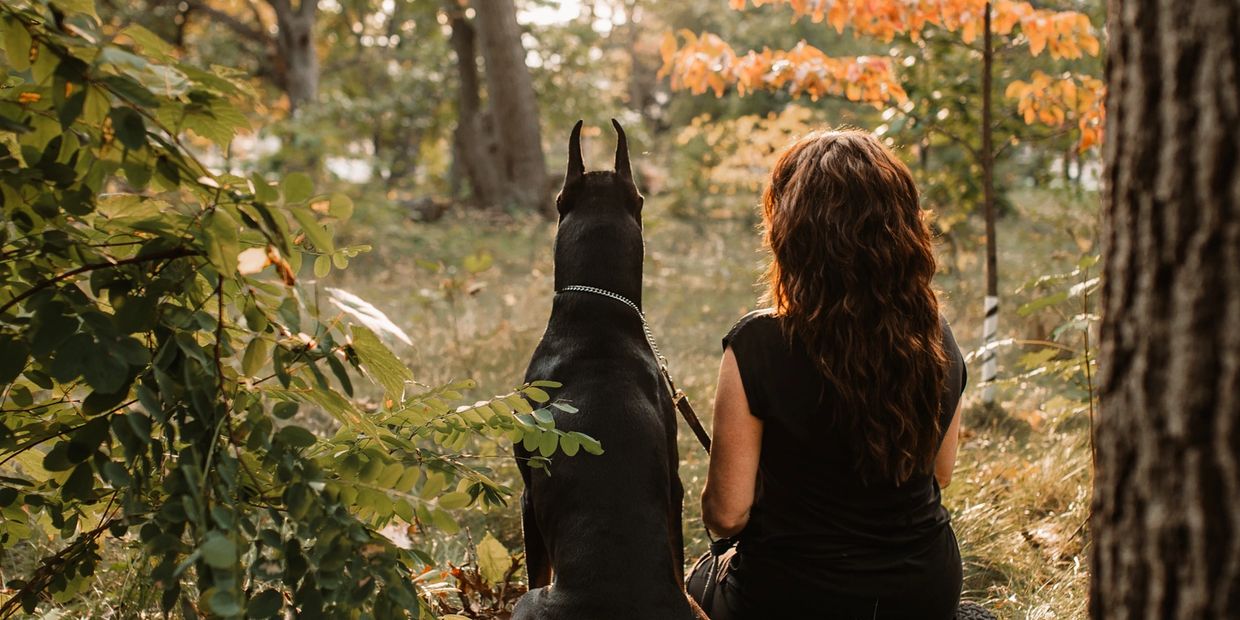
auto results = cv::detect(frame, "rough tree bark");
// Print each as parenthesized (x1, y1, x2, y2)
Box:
(473, 0, 551, 213)
(1092, 0, 1240, 617)
(445, 0, 504, 206)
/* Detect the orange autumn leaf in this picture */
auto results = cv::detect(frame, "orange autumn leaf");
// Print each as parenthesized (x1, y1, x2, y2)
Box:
(1005, 71, 1105, 152)
(659, 32, 905, 105)
(664, 0, 1105, 149)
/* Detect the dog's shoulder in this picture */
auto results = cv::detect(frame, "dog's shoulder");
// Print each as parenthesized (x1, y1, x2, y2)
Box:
(722, 308, 778, 351)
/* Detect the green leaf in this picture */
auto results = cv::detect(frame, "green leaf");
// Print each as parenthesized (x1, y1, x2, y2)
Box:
(431, 507, 460, 534)
(109, 107, 147, 150)
(281, 172, 313, 204)
(275, 425, 316, 449)
(329, 193, 354, 220)
(0, 337, 30, 384)
(289, 206, 334, 254)
(207, 590, 242, 616)
(1018, 291, 1068, 317)
(419, 471, 446, 499)
(523, 386, 551, 403)
(118, 24, 174, 58)
(537, 431, 558, 457)
(246, 589, 283, 618)
(272, 401, 299, 420)
(350, 324, 413, 399)
(570, 432, 604, 456)
(313, 254, 331, 278)
(438, 491, 471, 510)
(204, 208, 240, 275)
(200, 533, 237, 569)
(61, 462, 95, 501)
(532, 408, 555, 429)
(50, 0, 98, 18)
(559, 433, 580, 457)
(82, 347, 130, 394)
(476, 533, 511, 585)
(2, 18, 32, 72)
(241, 337, 270, 376)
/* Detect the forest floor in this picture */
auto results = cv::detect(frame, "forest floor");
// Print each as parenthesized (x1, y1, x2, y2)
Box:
(327, 188, 1097, 619)
(2, 191, 1094, 618)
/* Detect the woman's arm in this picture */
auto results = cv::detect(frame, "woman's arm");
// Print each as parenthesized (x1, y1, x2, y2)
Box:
(701, 347, 763, 538)
(935, 403, 962, 488)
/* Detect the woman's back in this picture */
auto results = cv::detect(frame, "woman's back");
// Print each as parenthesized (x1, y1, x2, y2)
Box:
(722, 310, 967, 616)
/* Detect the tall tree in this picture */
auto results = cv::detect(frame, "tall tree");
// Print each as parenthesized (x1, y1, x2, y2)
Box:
(269, 0, 319, 112)
(660, 0, 1104, 403)
(444, 0, 504, 206)
(183, 0, 320, 112)
(1092, 0, 1240, 616)
(473, 0, 550, 213)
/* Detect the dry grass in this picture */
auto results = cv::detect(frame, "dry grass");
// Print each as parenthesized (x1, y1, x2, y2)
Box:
(334, 193, 1095, 619)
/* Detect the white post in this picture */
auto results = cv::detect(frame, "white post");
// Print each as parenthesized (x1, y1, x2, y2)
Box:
(981, 294, 999, 404)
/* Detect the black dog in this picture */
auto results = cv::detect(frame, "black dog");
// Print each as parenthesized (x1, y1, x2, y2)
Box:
(513, 120, 698, 620)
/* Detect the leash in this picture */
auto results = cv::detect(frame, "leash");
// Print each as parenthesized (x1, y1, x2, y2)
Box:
(556, 285, 712, 453)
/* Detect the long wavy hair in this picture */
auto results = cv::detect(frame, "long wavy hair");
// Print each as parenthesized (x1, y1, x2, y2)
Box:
(761, 129, 948, 485)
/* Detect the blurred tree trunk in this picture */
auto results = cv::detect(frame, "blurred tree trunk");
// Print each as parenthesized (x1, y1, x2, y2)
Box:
(184, 0, 318, 113)
(269, 0, 318, 113)
(473, 0, 550, 214)
(1092, 0, 1240, 617)
(445, 0, 504, 207)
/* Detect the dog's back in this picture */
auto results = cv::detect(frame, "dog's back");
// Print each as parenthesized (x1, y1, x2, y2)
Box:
(513, 121, 696, 620)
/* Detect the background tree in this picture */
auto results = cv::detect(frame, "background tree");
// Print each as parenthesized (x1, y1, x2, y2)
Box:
(472, 0, 549, 213)
(660, 0, 1104, 404)
(1092, 0, 1240, 616)
(181, 0, 321, 113)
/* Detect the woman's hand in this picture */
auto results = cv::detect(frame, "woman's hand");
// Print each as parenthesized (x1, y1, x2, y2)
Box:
(701, 347, 764, 538)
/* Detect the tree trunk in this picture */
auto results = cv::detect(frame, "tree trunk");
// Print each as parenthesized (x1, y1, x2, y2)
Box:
(1091, 0, 1240, 617)
(445, 0, 504, 206)
(269, 0, 318, 114)
(473, 0, 550, 213)
(980, 1, 999, 405)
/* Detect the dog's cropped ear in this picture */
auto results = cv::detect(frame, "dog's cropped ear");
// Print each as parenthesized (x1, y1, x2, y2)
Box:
(565, 120, 585, 186)
(612, 118, 632, 184)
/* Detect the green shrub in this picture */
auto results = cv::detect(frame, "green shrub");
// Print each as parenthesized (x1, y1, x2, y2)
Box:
(0, 2, 588, 616)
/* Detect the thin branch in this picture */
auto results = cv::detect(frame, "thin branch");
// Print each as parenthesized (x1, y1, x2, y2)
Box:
(0, 248, 201, 316)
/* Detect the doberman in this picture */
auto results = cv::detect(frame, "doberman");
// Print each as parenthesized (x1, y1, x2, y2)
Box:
(512, 120, 700, 620)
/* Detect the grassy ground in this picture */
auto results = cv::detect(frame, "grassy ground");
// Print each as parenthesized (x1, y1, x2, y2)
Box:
(1, 189, 1095, 618)
(329, 189, 1097, 619)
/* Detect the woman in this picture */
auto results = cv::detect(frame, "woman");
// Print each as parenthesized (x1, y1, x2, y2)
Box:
(686, 130, 967, 619)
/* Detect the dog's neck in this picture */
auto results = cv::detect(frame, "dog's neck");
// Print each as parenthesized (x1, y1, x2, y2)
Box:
(552, 212, 644, 308)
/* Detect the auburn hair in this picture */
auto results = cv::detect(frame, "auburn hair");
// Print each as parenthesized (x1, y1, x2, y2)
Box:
(761, 129, 948, 485)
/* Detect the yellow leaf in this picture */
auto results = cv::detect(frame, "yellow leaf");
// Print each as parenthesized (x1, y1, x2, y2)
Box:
(476, 532, 511, 585)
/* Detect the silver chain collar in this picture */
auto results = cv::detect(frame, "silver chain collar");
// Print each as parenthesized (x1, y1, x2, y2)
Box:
(555, 285, 668, 370)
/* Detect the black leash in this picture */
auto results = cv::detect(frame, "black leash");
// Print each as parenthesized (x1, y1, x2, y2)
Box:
(556, 285, 712, 453)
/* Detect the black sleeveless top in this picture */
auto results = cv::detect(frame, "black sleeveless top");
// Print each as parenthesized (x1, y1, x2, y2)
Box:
(722, 310, 967, 617)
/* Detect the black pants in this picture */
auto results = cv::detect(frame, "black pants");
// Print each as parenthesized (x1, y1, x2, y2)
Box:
(686, 540, 962, 620)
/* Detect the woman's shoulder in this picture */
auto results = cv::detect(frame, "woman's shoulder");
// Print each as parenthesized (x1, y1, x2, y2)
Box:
(722, 308, 779, 351)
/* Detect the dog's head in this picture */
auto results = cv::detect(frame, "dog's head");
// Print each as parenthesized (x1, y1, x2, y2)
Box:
(553, 120, 646, 302)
